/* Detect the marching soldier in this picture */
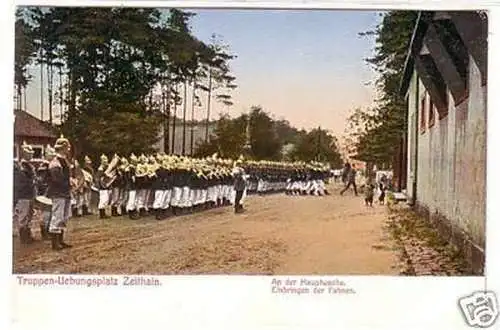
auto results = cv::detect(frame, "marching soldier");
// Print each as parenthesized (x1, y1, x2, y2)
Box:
(124, 154, 139, 219)
(70, 159, 87, 217)
(97, 154, 111, 219)
(152, 154, 168, 220)
(134, 154, 150, 218)
(109, 154, 124, 217)
(13, 141, 36, 244)
(47, 135, 73, 250)
(81, 156, 94, 216)
(36, 145, 56, 240)
(117, 157, 130, 216)
(146, 155, 159, 213)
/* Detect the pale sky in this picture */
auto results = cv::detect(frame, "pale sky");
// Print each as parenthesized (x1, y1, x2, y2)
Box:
(22, 9, 382, 138)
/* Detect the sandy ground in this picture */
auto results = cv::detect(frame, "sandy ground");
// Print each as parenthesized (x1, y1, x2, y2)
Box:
(12, 183, 400, 275)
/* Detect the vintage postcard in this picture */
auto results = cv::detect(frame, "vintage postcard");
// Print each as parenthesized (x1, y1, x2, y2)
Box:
(4, 1, 499, 329)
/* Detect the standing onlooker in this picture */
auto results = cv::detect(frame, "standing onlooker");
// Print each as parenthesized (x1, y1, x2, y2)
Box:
(340, 164, 358, 196)
(47, 135, 73, 250)
(13, 142, 36, 244)
(232, 159, 247, 214)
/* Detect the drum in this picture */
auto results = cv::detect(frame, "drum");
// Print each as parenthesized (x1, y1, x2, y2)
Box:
(34, 195, 52, 212)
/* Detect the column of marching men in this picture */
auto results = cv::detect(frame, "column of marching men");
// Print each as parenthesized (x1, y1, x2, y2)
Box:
(244, 160, 332, 196)
(94, 153, 237, 220)
(13, 137, 333, 251)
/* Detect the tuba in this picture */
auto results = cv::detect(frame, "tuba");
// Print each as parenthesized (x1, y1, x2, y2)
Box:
(100, 156, 120, 188)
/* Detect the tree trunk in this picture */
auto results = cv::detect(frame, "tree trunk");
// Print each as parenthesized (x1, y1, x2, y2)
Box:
(16, 85, 22, 110)
(190, 80, 196, 156)
(59, 65, 63, 123)
(40, 60, 44, 121)
(68, 68, 77, 119)
(23, 86, 27, 111)
(165, 83, 171, 154)
(162, 85, 167, 154)
(48, 63, 53, 124)
(171, 84, 177, 155)
(182, 80, 187, 156)
(205, 68, 212, 143)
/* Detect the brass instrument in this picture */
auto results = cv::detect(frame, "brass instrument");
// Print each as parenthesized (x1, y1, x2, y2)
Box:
(100, 155, 120, 188)
(82, 169, 93, 184)
(147, 163, 159, 178)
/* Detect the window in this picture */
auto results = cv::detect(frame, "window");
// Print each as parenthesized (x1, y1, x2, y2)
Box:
(420, 93, 426, 133)
(32, 145, 44, 160)
(429, 98, 436, 128)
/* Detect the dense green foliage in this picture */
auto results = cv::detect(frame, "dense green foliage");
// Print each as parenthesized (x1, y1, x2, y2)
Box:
(15, 7, 236, 161)
(346, 11, 418, 168)
(195, 106, 343, 167)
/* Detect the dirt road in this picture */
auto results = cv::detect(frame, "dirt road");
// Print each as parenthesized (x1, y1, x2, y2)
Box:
(13, 184, 399, 275)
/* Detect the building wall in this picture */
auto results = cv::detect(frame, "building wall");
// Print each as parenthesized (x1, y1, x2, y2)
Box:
(406, 55, 486, 248)
(406, 71, 419, 201)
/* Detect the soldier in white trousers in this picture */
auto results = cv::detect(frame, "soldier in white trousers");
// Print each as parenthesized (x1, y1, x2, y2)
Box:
(47, 135, 73, 250)
(97, 154, 111, 219)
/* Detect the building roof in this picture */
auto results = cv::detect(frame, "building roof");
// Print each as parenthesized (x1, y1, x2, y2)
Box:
(14, 109, 57, 139)
(399, 11, 435, 96)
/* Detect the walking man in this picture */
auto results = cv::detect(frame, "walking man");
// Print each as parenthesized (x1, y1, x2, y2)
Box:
(340, 163, 358, 196)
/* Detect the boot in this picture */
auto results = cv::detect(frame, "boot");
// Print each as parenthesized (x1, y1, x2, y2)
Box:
(99, 209, 109, 219)
(129, 210, 139, 220)
(154, 209, 162, 220)
(23, 227, 35, 244)
(18, 228, 27, 244)
(82, 205, 92, 216)
(50, 233, 63, 251)
(72, 207, 80, 218)
(139, 208, 147, 218)
(40, 223, 48, 240)
(121, 206, 127, 216)
(111, 206, 119, 217)
(59, 232, 72, 249)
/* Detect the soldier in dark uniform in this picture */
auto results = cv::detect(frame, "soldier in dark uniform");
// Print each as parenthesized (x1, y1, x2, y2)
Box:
(232, 159, 246, 213)
(81, 155, 94, 216)
(124, 154, 139, 219)
(109, 155, 127, 217)
(36, 145, 56, 240)
(152, 155, 169, 220)
(47, 135, 73, 250)
(96, 154, 111, 219)
(13, 141, 37, 244)
(134, 155, 150, 218)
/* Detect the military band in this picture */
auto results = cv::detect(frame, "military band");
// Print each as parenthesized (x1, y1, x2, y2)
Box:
(13, 137, 332, 250)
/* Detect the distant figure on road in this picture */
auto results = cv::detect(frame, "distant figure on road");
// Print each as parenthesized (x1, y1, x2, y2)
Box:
(232, 159, 247, 214)
(340, 164, 358, 196)
(341, 163, 350, 184)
